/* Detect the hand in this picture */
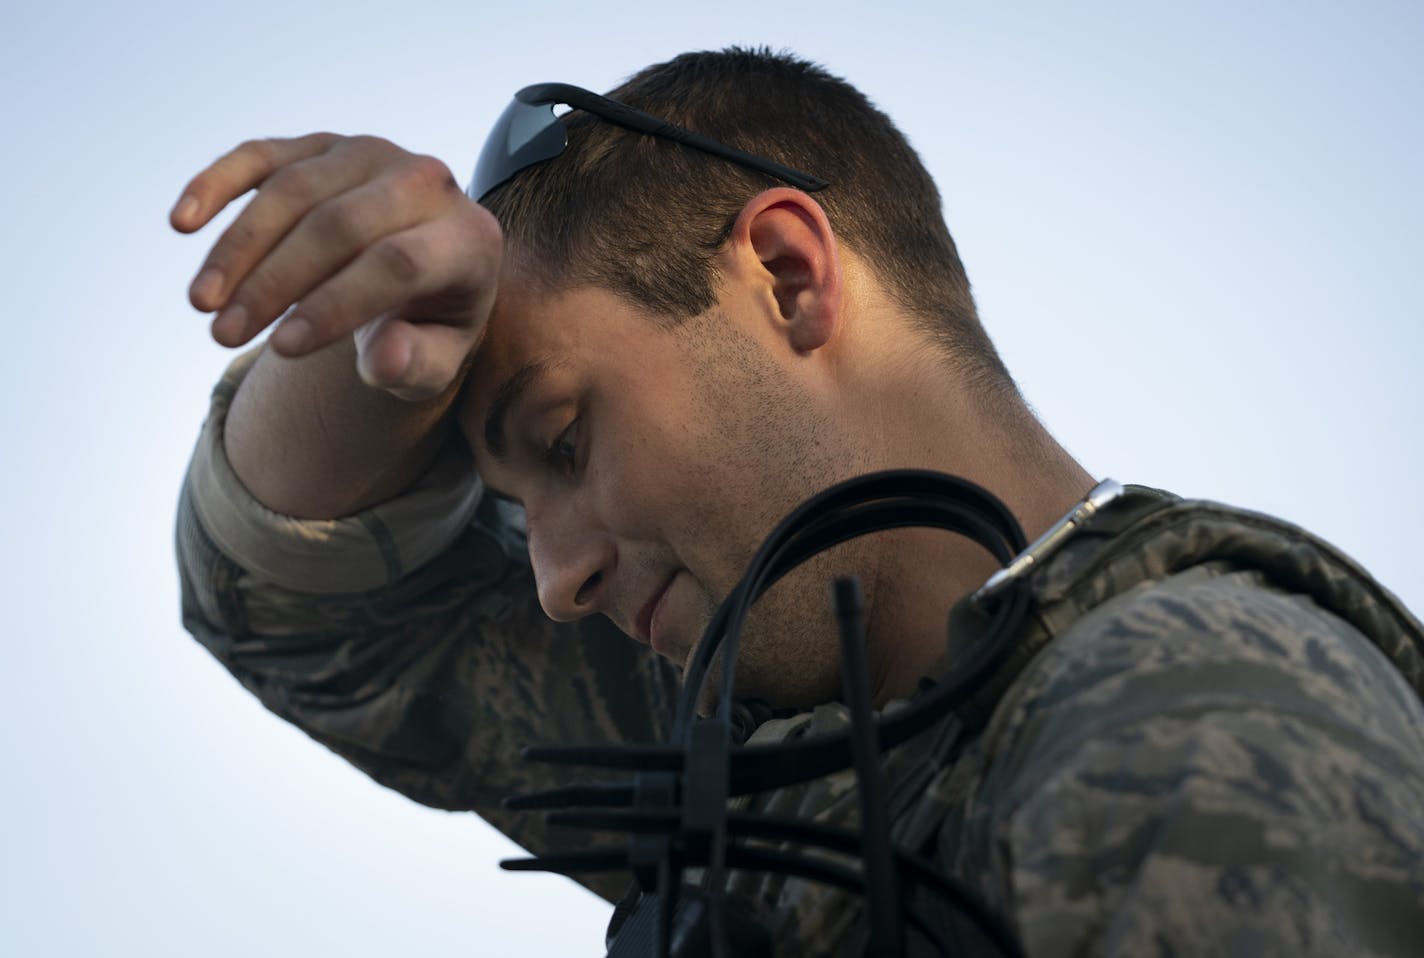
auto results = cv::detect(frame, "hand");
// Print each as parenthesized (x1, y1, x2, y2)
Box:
(171, 134, 502, 401)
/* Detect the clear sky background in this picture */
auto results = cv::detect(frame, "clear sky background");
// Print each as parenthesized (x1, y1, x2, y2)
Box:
(2, 1, 1420, 955)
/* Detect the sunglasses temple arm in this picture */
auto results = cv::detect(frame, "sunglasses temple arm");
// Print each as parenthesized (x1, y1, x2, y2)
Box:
(587, 96, 830, 193)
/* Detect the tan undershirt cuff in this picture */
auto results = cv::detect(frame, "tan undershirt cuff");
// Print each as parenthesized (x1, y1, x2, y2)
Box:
(187, 348, 483, 595)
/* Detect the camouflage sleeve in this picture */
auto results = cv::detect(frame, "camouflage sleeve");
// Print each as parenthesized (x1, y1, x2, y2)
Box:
(962, 569, 1424, 957)
(175, 350, 680, 903)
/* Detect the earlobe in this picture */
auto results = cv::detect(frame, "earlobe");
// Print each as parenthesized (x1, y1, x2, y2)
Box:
(730, 188, 842, 353)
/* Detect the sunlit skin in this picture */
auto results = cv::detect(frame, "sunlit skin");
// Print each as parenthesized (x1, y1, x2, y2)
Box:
(168, 134, 1092, 710)
(460, 188, 1095, 709)
(169, 126, 1087, 706)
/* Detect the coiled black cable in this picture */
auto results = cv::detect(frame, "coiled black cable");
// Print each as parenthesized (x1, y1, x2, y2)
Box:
(503, 470, 1032, 957)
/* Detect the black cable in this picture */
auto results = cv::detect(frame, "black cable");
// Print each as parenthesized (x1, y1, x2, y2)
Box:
(506, 823, 1031, 958)
(504, 469, 1033, 957)
(710, 495, 1020, 736)
(834, 576, 905, 957)
(519, 581, 1029, 792)
(532, 808, 1023, 957)
(678, 471, 1025, 738)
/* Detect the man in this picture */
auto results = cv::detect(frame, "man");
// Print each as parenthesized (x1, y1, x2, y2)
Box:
(174, 49, 1424, 955)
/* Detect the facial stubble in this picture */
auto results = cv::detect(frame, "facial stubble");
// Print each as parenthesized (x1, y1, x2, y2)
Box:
(674, 312, 881, 712)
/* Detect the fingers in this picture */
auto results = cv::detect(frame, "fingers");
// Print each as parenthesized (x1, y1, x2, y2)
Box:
(207, 152, 454, 347)
(170, 132, 340, 235)
(280, 202, 501, 389)
(174, 132, 499, 401)
(195, 152, 372, 323)
(188, 138, 408, 319)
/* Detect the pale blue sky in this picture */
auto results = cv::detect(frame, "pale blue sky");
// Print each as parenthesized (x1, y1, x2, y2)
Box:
(2, 1, 1421, 955)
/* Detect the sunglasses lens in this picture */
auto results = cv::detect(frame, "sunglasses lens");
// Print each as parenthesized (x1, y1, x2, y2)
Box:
(468, 99, 568, 202)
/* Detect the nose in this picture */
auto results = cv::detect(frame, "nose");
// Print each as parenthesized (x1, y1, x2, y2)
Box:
(525, 503, 615, 622)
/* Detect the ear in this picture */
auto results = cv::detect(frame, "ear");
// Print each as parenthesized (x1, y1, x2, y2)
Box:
(723, 188, 842, 353)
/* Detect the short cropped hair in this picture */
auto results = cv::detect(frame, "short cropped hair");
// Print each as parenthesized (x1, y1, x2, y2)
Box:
(482, 47, 1014, 395)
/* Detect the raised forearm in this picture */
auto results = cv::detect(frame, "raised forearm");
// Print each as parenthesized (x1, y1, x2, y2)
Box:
(174, 133, 500, 520)
(225, 339, 461, 519)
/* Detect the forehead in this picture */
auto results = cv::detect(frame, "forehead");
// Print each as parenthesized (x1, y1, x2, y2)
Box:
(459, 283, 669, 453)
(469, 283, 631, 395)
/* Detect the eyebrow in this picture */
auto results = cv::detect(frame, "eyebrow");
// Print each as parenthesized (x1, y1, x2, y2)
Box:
(483, 359, 550, 461)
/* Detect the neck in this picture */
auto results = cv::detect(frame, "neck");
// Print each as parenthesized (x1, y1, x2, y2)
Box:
(836, 316, 1096, 703)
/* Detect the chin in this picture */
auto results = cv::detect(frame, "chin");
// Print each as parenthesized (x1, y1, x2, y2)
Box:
(670, 575, 845, 714)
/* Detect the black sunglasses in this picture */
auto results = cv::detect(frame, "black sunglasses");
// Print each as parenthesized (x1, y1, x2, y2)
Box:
(467, 82, 830, 202)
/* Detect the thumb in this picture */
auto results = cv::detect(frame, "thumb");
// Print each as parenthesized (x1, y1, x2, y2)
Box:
(354, 314, 481, 402)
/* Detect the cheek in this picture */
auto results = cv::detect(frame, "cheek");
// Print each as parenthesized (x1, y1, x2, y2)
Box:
(594, 355, 827, 599)
(613, 421, 759, 592)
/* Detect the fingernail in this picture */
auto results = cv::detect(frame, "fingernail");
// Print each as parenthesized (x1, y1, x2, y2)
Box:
(211, 305, 247, 345)
(271, 315, 313, 354)
(190, 267, 224, 308)
(172, 195, 198, 225)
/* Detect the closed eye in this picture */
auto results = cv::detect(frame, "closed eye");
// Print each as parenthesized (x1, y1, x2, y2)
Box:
(543, 418, 581, 477)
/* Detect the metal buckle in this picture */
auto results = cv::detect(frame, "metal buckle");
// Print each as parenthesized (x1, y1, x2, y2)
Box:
(971, 478, 1125, 607)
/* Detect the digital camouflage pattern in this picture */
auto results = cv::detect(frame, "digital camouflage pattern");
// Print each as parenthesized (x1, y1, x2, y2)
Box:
(178, 361, 1424, 955)
(941, 492, 1424, 956)
(178, 357, 682, 904)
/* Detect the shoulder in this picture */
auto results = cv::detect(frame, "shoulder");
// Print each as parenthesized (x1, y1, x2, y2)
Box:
(964, 570, 1424, 956)
(999, 569, 1424, 777)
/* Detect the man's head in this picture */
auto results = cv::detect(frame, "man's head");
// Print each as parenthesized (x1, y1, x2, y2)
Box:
(479, 47, 1012, 394)
(460, 49, 1072, 710)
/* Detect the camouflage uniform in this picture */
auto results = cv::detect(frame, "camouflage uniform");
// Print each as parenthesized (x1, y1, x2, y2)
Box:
(178, 351, 1424, 956)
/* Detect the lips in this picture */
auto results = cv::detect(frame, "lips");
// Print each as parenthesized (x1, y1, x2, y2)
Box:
(633, 571, 677, 650)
